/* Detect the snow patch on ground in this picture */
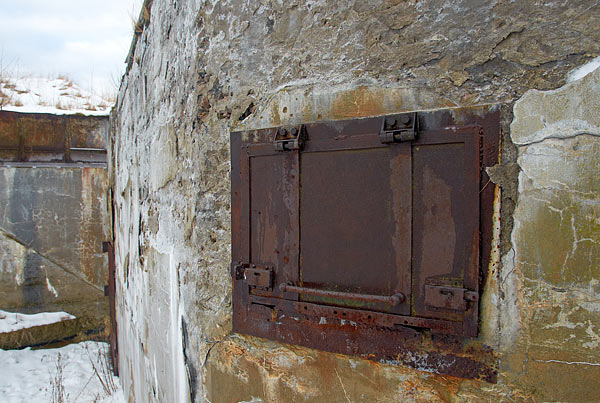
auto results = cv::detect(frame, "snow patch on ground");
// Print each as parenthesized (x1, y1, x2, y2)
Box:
(567, 56, 600, 83)
(0, 341, 125, 403)
(0, 310, 75, 333)
(0, 76, 113, 115)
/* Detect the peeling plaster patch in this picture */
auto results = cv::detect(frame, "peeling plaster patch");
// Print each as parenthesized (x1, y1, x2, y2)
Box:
(14, 270, 24, 287)
(567, 56, 600, 83)
(385, 351, 455, 375)
(532, 359, 600, 367)
(495, 248, 522, 351)
(583, 322, 600, 349)
(0, 232, 27, 284)
(149, 124, 178, 192)
(506, 63, 600, 362)
(511, 68, 600, 146)
(46, 275, 58, 298)
(513, 120, 600, 147)
(522, 145, 599, 195)
(480, 186, 503, 348)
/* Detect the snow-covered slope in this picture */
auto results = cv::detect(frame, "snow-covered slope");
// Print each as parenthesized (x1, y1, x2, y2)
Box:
(0, 76, 114, 115)
(0, 310, 76, 333)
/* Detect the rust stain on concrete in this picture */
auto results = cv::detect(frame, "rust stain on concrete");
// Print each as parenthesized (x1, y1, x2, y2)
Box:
(331, 86, 386, 119)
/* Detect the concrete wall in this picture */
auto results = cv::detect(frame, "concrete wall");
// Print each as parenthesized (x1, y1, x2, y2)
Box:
(111, 1, 600, 401)
(0, 113, 111, 340)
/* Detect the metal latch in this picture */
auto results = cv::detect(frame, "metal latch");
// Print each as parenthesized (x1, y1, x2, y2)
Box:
(424, 285, 478, 311)
(379, 112, 418, 144)
(232, 263, 273, 289)
(273, 125, 306, 151)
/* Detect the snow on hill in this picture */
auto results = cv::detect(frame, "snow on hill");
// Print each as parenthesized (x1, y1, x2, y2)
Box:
(0, 76, 114, 116)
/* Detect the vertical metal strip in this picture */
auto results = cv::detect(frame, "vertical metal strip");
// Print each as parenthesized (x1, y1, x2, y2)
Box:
(276, 148, 301, 299)
(463, 128, 481, 337)
(293, 148, 301, 295)
(232, 139, 251, 333)
(240, 148, 250, 265)
(63, 118, 71, 162)
(390, 142, 412, 316)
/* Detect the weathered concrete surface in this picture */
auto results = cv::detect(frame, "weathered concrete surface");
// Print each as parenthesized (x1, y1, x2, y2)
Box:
(494, 67, 600, 401)
(111, 0, 600, 402)
(0, 166, 110, 338)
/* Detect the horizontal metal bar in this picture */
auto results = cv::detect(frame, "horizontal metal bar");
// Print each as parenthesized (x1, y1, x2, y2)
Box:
(0, 161, 107, 168)
(70, 147, 107, 152)
(0, 147, 106, 152)
(283, 285, 404, 306)
(0, 147, 63, 152)
(248, 295, 463, 335)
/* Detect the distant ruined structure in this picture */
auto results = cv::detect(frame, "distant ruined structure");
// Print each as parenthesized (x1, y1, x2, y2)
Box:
(0, 111, 111, 347)
(110, 1, 600, 401)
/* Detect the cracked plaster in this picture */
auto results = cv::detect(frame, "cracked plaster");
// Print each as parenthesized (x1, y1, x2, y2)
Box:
(493, 64, 600, 400)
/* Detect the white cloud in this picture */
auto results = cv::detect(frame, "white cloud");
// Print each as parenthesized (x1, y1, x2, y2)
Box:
(0, 0, 143, 94)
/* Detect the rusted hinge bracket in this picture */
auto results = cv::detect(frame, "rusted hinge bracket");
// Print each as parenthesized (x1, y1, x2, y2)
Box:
(273, 125, 306, 151)
(379, 112, 418, 143)
(232, 262, 273, 289)
(424, 285, 478, 311)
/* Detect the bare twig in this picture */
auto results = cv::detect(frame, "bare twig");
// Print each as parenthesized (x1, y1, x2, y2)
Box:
(50, 352, 69, 403)
(84, 343, 118, 397)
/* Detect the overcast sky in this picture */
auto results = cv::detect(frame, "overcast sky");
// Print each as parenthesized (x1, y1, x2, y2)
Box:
(0, 0, 143, 94)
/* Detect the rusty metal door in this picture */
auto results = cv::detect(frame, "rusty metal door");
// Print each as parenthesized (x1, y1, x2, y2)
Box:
(411, 126, 481, 335)
(297, 125, 412, 316)
(230, 107, 500, 379)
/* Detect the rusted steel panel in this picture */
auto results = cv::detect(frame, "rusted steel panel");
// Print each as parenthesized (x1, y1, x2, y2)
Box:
(411, 126, 480, 330)
(0, 112, 25, 160)
(241, 295, 496, 382)
(249, 296, 461, 334)
(248, 144, 300, 296)
(230, 105, 500, 379)
(299, 142, 411, 315)
(0, 111, 107, 163)
(69, 119, 107, 149)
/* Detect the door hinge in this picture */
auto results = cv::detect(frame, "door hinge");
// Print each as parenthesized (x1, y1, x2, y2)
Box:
(379, 112, 418, 144)
(273, 125, 306, 151)
(232, 262, 274, 289)
(424, 285, 478, 311)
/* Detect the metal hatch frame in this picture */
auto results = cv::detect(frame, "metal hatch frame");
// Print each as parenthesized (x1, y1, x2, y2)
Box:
(230, 106, 500, 381)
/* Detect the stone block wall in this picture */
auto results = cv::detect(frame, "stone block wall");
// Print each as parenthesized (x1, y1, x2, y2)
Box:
(111, 1, 600, 401)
